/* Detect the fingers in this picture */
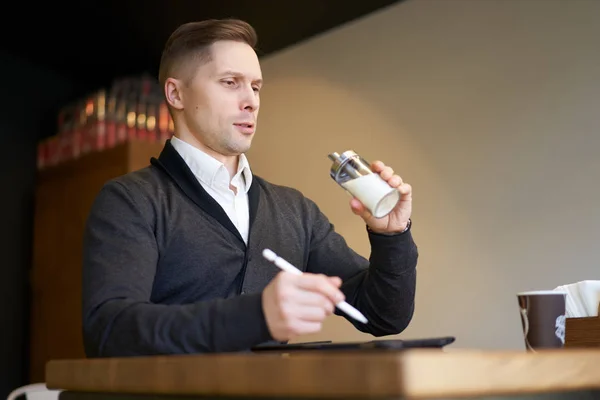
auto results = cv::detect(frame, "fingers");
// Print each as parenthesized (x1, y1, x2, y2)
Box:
(388, 174, 403, 188)
(262, 272, 346, 342)
(291, 275, 342, 320)
(300, 306, 332, 321)
(398, 182, 412, 196)
(292, 290, 336, 314)
(286, 303, 334, 321)
(295, 273, 345, 304)
(287, 320, 323, 337)
(370, 160, 385, 172)
(351, 160, 411, 218)
(371, 160, 408, 191)
(328, 276, 342, 287)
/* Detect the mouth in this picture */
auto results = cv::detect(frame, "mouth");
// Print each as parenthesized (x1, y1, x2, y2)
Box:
(233, 122, 255, 134)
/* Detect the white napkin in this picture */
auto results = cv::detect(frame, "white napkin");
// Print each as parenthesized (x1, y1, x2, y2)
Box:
(554, 280, 600, 318)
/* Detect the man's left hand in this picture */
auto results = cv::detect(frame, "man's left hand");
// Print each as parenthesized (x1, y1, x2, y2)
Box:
(349, 160, 412, 234)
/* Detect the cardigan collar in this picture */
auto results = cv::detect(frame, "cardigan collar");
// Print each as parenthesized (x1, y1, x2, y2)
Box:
(150, 139, 260, 247)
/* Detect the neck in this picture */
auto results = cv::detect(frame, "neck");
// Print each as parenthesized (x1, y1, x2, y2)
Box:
(174, 131, 239, 181)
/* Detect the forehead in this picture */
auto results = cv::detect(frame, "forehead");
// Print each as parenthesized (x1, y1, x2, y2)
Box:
(203, 40, 262, 80)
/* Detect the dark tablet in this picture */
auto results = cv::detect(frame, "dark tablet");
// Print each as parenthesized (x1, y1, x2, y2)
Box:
(251, 336, 455, 352)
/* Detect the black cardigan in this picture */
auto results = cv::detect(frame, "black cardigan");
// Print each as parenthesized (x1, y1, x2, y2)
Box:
(81, 140, 418, 357)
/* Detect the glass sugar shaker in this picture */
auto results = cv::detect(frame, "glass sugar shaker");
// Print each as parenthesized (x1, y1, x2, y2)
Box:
(328, 150, 400, 218)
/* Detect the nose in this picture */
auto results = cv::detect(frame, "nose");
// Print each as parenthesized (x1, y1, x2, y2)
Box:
(240, 85, 259, 112)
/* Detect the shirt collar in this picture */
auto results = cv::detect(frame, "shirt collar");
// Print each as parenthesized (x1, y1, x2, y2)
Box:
(170, 135, 253, 193)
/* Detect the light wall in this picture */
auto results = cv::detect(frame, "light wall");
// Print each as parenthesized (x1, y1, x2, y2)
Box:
(246, 0, 600, 350)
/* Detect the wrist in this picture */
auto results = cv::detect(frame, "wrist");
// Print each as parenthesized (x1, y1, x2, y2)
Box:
(367, 219, 411, 236)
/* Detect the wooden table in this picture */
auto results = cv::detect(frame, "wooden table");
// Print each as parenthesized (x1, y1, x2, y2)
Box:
(45, 348, 600, 399)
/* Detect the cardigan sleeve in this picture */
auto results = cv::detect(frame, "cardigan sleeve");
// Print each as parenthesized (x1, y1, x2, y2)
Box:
(81, 179, 273, 357)
(304, 198, 418, 336)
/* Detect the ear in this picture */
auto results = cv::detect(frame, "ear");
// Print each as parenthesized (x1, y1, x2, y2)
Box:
(165, 78, 184, 110)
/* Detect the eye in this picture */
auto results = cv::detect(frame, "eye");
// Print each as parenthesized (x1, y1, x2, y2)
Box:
(223, 79, 236, 87)
(252, 86, 260, 93)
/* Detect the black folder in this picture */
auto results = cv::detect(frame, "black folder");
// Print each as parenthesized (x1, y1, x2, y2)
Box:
(251, 336, 455, 352)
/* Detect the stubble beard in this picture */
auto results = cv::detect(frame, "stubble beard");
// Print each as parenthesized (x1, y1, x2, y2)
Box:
(220, 127, 253, 156)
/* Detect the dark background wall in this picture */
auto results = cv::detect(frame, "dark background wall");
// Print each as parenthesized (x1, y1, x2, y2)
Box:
(0, 51, 86, 397)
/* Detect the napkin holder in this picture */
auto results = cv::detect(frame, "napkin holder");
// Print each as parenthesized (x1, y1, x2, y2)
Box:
(565, 303, 600, 348)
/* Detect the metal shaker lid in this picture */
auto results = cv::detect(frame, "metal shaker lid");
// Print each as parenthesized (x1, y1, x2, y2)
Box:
(328, 150, 359, 179)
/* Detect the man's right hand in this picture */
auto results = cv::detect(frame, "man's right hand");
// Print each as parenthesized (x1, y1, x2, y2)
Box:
(261, 272, 345, 341)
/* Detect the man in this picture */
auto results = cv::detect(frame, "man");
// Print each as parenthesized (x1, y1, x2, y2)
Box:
(82, 18, 417, 357)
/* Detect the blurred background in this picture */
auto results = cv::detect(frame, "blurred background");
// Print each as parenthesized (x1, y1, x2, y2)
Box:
(0, 0, 399, 393)
(2, 0, 600, 396)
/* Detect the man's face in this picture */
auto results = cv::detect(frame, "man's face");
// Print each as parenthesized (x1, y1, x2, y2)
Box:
(176, 40, 262, 157)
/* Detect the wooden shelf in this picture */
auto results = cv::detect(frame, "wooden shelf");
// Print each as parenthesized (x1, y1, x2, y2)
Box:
(29, 139, 165, 383)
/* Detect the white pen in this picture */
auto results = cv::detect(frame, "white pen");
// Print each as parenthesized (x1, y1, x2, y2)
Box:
(262, 248, 368, 324)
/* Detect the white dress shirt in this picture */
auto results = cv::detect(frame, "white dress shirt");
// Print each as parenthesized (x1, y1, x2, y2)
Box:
(170, 136, 252, 244)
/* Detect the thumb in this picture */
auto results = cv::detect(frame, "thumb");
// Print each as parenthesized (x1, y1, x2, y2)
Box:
(350, 198, 372, 220)
(328, 276, 342, 288)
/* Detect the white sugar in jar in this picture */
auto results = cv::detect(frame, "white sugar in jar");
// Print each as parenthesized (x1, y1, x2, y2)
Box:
(328, 151, 400, 218)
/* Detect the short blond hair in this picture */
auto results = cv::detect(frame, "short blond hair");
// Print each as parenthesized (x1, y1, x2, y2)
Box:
(158, 19, 258, 89)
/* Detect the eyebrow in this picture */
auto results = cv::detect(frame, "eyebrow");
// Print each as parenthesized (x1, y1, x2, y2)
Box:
(220, 70, 263, 85)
